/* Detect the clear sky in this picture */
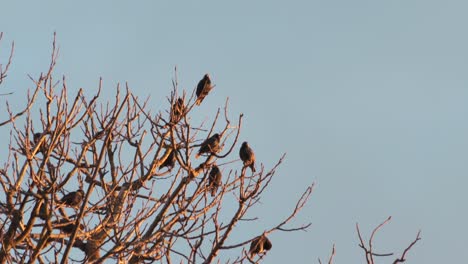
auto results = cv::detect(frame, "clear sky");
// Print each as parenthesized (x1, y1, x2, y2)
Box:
(1, 1, 467, 263)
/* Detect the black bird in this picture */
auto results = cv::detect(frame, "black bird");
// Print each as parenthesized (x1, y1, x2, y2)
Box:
(33, 132, 48, 153)
(33, 133, 42, 144)
(59, 190, 85, 207)
(195, 74, 213, 105)
(159, 148, 176, 170)
(196, 133, 221, 158)
(249, 234, 272, 258)
(208, 165, 222, 197)
(170, 98, 185, 123)
(239, 142, 256, 172)
(55, 219, 84, 234)
(38, 202, 49, 220)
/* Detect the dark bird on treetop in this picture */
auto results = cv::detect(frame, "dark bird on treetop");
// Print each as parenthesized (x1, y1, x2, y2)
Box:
(195, 74, 213, 105)
(59, 189, 85, 207)
(196, 133, 221, 158)
(170, 97, 185, 123)
(208, 165, 222, 197)
(159, 148, 176, 170)
(249, 234, 272, 258)
(240, 141, 256, 172)
(33, 133, 42, 144)
(33, 132, 49, 153)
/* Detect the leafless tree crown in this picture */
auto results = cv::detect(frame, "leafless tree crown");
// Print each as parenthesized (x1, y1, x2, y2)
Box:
(0, 34, 313, 263)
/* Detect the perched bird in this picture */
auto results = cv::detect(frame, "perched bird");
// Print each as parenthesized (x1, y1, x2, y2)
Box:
(33, 132, 48, 153)
(159, 148, 176, 170)
(85, 240, 101, 262)
(59, 189, 85, 207)
(33, 133, 42, 145)
(38, 201, 49, 220)
(55, 219, 84, 234)
(196, 133, 221, 158)
(195, 74, 213, 105)
(239, 142, 256, 172)
(170, 98, 185, 123)
(249, 234, 272, 258)
(208, 165, 222, 197)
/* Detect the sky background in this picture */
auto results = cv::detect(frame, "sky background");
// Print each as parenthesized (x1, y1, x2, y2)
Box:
(1, 0, 468, 263)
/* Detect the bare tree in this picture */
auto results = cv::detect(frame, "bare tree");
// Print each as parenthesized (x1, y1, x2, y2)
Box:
(0, 33, 313, 264)
(0, 33, 421, 264)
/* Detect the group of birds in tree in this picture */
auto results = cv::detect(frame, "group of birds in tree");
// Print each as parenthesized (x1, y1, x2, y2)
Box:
(165, 74, 260, 195)
(30, 132, 86, 234)
(42, 73, 267, 258)
(168, 73, 212, 125)
(194, 73, 270, 258)
(202, 139, 256, 197)
(23, 73, 269, 259)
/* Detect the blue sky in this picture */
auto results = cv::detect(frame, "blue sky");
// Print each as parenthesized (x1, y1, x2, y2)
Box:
(1, 1, 468, 263)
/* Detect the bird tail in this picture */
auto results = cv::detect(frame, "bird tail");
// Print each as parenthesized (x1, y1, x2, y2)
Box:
(250, 163, 256, 172)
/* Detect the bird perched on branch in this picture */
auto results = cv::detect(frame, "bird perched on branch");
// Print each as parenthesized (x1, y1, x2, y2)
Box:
(196, 133, 221, 158)
(159, 148, 176, 170)
(208, 165, 222, 197)
(240, 142, 256, 172)
(196, 74, 213, 105)
(33, 132, 49, 154)
(249, 234, 272, 258)
(33, 132, 42, 145)
(58, 189, 85, 207)
(170, 97, 185, 123)
(84, 240, 101, 262)
(38, 201, 49, 220)
(55, 219, 84, 234)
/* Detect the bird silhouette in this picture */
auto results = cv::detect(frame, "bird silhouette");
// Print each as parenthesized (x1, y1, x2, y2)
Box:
(159, 148, 176, 170)
(195, 74, 213, 105)
(33, 132, 42, 144)
(59, 190, 85, 207)
(33, 132, 48, 153)
(55, 219, 84, 234)
(170, 97, 185, 123)
(208, 165, 222, 197)
(196, 133, 221, 158)
(249, 234, 272, 258)
(239, 142, 256, 172)
(38, 202, 49, 220)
